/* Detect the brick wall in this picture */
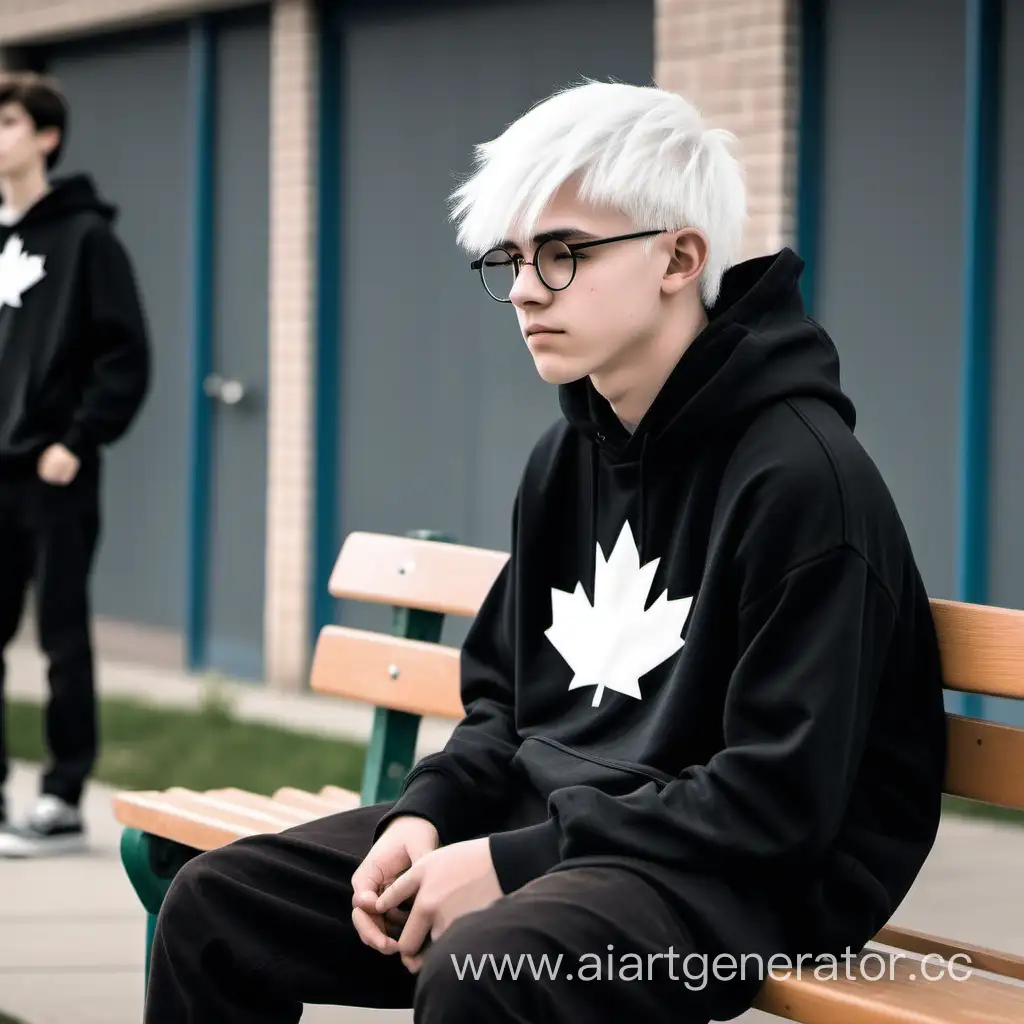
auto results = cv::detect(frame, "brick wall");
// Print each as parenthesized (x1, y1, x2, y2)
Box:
(265, 0, 317, 691)
(654, 0, 799, 260)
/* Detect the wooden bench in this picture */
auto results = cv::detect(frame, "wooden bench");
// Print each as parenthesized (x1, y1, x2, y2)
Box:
(114, 530, 1024, 1021)
(114, 529, 502, 977)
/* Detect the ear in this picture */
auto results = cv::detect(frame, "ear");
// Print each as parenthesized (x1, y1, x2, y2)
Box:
(661, 229, 708, 297)
(37, 126, 60, 159)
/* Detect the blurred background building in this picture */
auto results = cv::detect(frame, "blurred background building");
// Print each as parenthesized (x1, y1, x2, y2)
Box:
(0, 0, 1017, 731)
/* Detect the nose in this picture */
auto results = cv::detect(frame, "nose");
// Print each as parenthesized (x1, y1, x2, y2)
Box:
(509, 260, 551, 309)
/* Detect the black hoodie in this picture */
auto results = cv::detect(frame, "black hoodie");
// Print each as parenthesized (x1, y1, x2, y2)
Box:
(378, 248, 947, 1003)
(0, 174, 150, 476)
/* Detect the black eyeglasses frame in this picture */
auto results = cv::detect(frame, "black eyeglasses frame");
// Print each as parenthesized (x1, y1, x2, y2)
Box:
(469, 228, 672, 302)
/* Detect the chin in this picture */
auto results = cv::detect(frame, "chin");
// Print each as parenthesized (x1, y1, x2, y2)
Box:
(530, 353, 590, 386)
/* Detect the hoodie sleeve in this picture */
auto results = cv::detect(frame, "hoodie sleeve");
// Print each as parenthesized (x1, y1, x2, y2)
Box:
(61, 225, 151, 457)
(372, 497, 523, 846)
(488, 542, 897, 893)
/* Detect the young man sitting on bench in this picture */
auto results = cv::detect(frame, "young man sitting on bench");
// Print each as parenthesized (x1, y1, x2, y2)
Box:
(143, 79, 948, 1024)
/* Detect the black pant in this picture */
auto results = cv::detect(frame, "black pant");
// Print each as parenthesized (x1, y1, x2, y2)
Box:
(144, 801, 755, 1023)
(0, 466, 101, 807)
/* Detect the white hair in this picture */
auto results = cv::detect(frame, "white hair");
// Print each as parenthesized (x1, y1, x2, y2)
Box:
(448, 79, 747, 307)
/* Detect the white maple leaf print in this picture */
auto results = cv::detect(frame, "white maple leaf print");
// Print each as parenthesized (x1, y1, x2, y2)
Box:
(544, 520, 694, 707)
(0, 234, 46, 309)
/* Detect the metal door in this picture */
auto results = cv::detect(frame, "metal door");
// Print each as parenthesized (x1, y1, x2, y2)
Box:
(202, 9, 271, 680)
(43, 26, 193, 664)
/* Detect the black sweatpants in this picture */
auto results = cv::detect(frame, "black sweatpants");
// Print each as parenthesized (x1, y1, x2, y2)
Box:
(0, 466, 101, 807)
(145, 800, 749, 1023)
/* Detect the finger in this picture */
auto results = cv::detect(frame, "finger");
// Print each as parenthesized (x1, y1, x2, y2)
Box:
(351, 856, 388, 905)
(402, 928, 435, 974)
(375, 865, 421, 914)
(353, 846, 412, 903)
(352, 888, 381, 911)
(351, 906, 382, 949)
(351, 906, 398, 954)
(396, 900, 434, 960)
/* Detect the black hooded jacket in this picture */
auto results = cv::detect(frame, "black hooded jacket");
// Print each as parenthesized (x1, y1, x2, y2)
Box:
(0, 174, 150, 475)
(378, 248, 947, 994)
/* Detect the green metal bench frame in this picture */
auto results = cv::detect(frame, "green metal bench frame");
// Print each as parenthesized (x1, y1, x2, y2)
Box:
(119, 529, 454, 983)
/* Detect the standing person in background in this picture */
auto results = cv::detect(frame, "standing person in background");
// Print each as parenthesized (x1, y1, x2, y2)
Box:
(0, 71, 150, 857)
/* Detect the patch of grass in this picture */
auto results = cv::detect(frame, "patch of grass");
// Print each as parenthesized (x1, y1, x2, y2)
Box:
(0, 1011, 29, 1024)
(6, 691, 366, 796)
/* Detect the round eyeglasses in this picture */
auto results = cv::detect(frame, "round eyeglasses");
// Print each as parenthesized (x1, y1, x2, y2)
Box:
(470, 229, 671, 303)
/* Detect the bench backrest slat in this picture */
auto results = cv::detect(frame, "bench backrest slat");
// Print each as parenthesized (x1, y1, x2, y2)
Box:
(328, 530, 509, 618)
(946, 715, 1024, 811)
(310, 626, 464, 720)
(932, 599, 1024, 699)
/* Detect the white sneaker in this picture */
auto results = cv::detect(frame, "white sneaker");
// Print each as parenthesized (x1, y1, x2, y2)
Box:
(0, 795, 87, 857)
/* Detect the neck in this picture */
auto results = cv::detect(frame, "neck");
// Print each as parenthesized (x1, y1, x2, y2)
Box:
(0, 165, 50, 217)
(590, 297, 709, 430)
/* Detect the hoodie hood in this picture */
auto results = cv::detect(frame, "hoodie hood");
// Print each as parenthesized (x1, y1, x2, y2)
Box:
(558, 247, 856, 462)
(12, 173, 118, 229)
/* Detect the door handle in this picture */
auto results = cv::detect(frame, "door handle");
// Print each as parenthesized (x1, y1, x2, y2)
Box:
(203, 374, 246, 406)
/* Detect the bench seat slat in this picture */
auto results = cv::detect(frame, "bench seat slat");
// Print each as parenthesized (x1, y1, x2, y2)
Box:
(160, 788, 315, 828)
(113, 792, 262, 851)
(755, 947, 1024, 1023)
(114, 790, 316, 850)
(203, 788, 326, 826)
(875, 923, 1024, 984)
(272, 787, 358, 814)
(319, 786, 362, 809)
(113, 785, 363, 852)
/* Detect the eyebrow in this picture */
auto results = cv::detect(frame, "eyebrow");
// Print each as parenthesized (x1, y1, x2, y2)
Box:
(496, 227, 599, 250)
